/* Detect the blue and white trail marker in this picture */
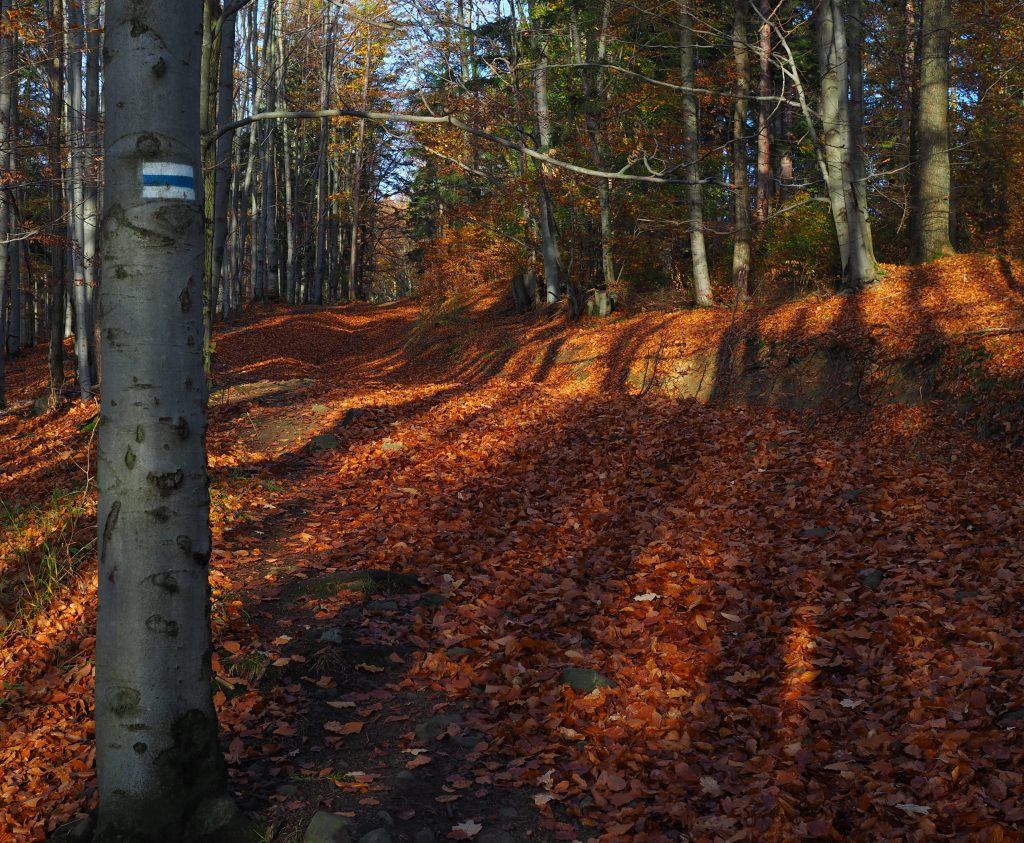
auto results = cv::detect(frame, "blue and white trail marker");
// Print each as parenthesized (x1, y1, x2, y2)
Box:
(141, 162, 196, 201)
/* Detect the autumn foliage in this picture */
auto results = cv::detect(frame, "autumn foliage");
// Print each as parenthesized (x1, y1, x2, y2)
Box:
(2, 254, 1024, 841)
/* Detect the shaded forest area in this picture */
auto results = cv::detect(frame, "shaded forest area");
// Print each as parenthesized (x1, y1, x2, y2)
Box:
(1, 0, 1024, 841)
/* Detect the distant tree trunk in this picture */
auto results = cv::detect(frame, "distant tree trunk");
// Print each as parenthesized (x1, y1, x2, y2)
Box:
(815, 0, 880, 289)
(732, 0, 752, 302)
(273, 4, 297, 303)
(313, 11, 335, 304)
(571, 0, 614, 291)
(755, 0, 772, 222)
(0, 0, 11, 409)
(680, 0, 712, 306)
(348, 24, 372, 300)
(96, 1, 236, 839)
(846, 0, 877, 272)
(7, 61, 21, 359)
(527, 6, 562, 304)
(47, 0, 66, 406)
(83, 0, 101, 386)
(201, 0, 221, 368)
(66, 0, 92, 399)
(816, 0, 851, 275)
(911, 0, 953, 261)
(211, 7, 238, 325)
(254, 0, 276, 300)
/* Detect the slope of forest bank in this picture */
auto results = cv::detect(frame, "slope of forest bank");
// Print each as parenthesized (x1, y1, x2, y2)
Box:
(1, 253, 1023, 842)
(411, 253, 1024, 445)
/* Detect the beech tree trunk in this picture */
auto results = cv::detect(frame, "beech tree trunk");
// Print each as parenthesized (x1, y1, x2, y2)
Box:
(46, 0, 66, 406)
(0, 0, 11, 409)
(96, 2, 233, 838)
(348, 24, 372, 300)
(912, 0, 954, 261)
(815, 0, 880, 289)
(846, 0, 877, 273)
(755, 0, 772, 222)
(84, 0, 101, 386)
(528, 10, 561, 304)
(211, 7, 238, 320)
(312, 10, 335, 304)
(66, 0, 92, 399)
(732, 0, 752, 302)
(680, 0, 712, 306)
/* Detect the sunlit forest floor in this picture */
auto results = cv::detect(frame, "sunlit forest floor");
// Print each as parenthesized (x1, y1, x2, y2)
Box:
(2, 254, 1024, 842)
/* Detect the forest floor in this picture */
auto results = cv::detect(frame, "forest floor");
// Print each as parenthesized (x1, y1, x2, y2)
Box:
(2, 254, 1024, 842)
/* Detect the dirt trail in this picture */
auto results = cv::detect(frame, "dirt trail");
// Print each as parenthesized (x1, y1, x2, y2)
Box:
(2, 259, 1024, 841)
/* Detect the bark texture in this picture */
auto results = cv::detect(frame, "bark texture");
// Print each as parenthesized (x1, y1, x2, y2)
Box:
(96, 2, 229, 839)
(732, 0, 752, 302)
(912, 0, 954, 261)
(680, 0, 712, 306)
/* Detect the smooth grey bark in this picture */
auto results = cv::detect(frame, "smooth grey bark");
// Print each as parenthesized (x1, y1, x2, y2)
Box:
(6, 53, 19, 360)
(531, 29, 562, 303)
(755, 0, 772, 221)
(84, 0, 101, 386)
(201, 0, 220, 362)
(731, 0, 752, 302)
(96, 1, 231, 840)
(272, 4, 297, 303)
(244, 1, 260, 300)
(312, 10, 335, 304)
(281, 116, 297, 303)
(574, 0, 615, 290)
(846, 0, 877, 272)
(348, 23, 372, 300)
(814, 0, 879, 289)
(679, 0, 712, 306)
(211, 8, 237, 320)
(253, 0, 275, 300)
(46, 0, 66, 406)
(912, 0, 954, 261)
(815, 0, 851, 274)
(66, 0, 92, 399)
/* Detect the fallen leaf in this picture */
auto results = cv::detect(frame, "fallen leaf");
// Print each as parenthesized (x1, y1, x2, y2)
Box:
(448, 820, 482, 839)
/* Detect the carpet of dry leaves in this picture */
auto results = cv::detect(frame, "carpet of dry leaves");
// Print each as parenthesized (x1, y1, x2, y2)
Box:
(1, 254, 1023, 842)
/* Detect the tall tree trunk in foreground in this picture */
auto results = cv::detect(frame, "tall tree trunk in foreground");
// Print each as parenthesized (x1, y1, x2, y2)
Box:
(911, 0, 954, 261)
(731, 0, 752, 302)
(680, 0, 712, 306)
(96, 2, 236, 838)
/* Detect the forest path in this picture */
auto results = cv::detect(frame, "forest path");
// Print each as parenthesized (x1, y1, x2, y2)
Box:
(2, 271, 1024, 842)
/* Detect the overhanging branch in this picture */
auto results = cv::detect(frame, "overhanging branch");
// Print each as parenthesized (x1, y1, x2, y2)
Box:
(208, 108, 693, 185)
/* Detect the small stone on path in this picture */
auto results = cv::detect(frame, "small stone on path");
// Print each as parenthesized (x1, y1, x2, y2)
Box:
(303, 811, 356, 843)
(358, 830, 393, 843)
(312, 434, 341, 450)
(560, 667, 616, 692)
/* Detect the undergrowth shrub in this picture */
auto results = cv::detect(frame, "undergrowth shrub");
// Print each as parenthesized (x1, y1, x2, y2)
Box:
(416, 222, 522, 310)
(755, 193, 839, 299)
